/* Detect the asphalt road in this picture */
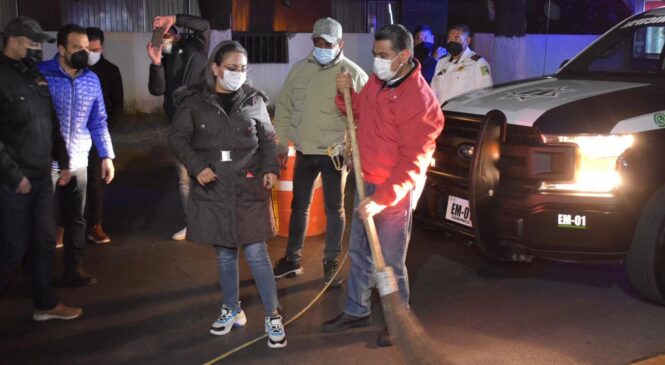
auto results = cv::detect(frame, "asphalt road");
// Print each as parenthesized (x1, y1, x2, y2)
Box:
(1, 115, 664, 365)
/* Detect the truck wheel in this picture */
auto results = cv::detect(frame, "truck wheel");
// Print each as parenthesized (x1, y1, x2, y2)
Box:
(626, 185, 665, 305)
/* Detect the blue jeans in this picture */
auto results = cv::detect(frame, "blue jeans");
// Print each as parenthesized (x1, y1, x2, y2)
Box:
(52, 169, 87, 269)
(344, 183, 413, 317)
(285, 152, 346, 263)
(216, 242, 279, 316)
(0, 177, 58, 310)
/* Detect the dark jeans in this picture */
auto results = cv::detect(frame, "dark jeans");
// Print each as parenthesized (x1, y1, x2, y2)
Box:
(86, 147, 104, 226)
(285, 152, 346, 264)
(52, 169, 87, 269)
(0, 177, 58, 310)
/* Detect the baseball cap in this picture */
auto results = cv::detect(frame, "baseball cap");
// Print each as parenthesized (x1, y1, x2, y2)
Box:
(3, 16, 55, 43)
(312, 17, 342, 44)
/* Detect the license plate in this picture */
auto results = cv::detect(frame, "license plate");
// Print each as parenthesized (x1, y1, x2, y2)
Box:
(445, 195, 473, 227)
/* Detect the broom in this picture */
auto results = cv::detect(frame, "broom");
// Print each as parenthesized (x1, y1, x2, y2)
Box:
(341, 70, 445, 365)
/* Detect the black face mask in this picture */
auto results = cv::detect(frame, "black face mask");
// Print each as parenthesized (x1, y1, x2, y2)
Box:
(419, 42, 434, 53)
(68, 50, 89, 70)
(446, 41, 464, 57)
(414, 42, 434, 60)
(22, 48, 43, 68)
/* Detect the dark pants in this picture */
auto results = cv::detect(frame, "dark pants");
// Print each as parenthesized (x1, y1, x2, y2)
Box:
(86, 147, 104, 226)
(0, 177, 58, 310)
(285, 152, 346, 263)
(52, 169, 87, 269)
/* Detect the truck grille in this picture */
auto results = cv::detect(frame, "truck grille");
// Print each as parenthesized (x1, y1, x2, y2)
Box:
(430, 111, 574, 197)
(431, 112, 483, 187)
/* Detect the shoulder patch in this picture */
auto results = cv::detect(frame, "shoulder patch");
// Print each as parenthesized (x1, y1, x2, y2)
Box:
(480, 65, 490, 76)
(471, 54, 482, 62)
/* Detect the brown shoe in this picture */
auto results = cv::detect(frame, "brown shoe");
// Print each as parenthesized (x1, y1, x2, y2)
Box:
(55, 226, 64, 249)
(33, 303, 82, 321)
(87, 224, 111, 244)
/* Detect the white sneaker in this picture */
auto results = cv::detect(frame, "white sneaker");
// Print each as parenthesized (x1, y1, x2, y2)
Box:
(265, 314, 287, 349)
(171, 227, 187, 241)
(209, 305, 247, 336)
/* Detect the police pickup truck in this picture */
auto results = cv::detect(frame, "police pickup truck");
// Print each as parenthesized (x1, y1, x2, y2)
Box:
(423, 8, 665, 304)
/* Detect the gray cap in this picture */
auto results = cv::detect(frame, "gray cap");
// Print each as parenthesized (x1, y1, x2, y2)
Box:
(3, 16, 54, 43)
(312, 17, 342, 44)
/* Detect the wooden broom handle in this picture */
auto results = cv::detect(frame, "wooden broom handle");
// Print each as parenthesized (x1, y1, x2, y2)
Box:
(341, 81, 387, 271)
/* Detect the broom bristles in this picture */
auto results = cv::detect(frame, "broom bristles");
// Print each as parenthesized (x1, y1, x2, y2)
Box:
(380, 283, 447, 365)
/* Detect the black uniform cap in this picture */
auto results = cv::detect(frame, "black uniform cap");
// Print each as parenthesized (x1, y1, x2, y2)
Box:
(4, 16, 55, 43)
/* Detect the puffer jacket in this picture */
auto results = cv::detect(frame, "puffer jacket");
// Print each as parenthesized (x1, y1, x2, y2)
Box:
(39, 55, 114, 171)
(169, 83, 280, 248)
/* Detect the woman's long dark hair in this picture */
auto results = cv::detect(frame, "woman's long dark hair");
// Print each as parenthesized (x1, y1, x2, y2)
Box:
(204, 40, 248, 91)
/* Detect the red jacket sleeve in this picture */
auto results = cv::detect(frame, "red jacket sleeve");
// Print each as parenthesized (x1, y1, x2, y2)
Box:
(371, 94, 444, 207)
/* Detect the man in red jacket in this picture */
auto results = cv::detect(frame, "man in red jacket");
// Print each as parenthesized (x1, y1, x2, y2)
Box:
(321, 24, 444, 347)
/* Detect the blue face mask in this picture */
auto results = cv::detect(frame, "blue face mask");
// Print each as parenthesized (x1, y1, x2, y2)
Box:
(313, 47, 338, 65)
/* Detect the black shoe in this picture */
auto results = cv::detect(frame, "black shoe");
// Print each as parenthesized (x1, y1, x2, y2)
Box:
(273, 257, 303, 279)
(323, 259, 342, 287)
(61, 267, 98, 287)
(321, 312, 371, 333)
(377, 326, 393, 347)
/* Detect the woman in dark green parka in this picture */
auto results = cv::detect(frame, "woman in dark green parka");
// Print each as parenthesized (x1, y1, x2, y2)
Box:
(168, 41, 286, 349)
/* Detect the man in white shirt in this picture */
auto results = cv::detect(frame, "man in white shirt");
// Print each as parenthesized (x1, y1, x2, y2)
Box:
(431, 24, 492, 105)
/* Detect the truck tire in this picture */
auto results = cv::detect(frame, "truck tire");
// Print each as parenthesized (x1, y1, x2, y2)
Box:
(626, 185, 665, 305)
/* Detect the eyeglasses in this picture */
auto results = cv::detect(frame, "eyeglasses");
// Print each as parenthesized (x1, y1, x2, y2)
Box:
(221, 64, 251, 73)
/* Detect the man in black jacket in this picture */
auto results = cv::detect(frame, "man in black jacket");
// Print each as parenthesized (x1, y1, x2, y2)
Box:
(413, 25, 446, 84)
(0, 16, 82, 321)
(85, 27, 124, 245)
(147, 14, 210, 241)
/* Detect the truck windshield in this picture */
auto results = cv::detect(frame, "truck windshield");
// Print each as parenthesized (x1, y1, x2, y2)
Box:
(560, 14, 665, 76)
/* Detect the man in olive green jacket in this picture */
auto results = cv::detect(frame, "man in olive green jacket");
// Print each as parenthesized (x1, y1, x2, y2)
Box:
(273, 17, 367, 286)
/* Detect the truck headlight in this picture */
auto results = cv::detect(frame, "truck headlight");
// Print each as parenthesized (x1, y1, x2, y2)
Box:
(539, 134, 634, 193)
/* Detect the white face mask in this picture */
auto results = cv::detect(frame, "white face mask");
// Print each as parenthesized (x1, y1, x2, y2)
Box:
(218, 69, 246, 92)
(87, 51, 101, 66)
(373, 55, 401, 81)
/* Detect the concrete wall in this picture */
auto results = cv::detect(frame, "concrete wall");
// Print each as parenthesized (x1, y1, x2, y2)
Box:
(247, 33, 375, 106)
(39, 31, 598, 113)
(41, 31, 375, 113)
(42, 32, 164, 113)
